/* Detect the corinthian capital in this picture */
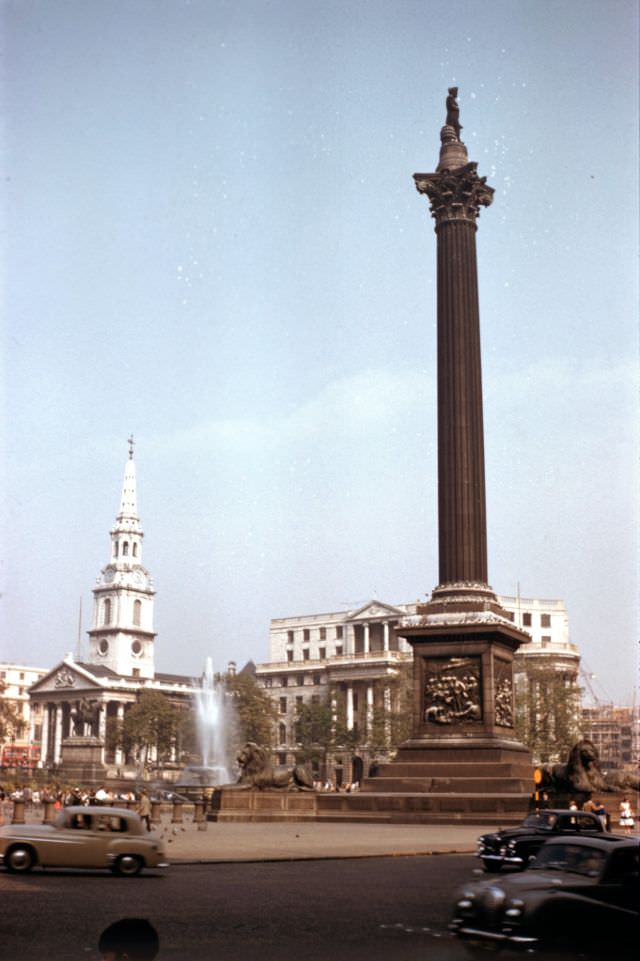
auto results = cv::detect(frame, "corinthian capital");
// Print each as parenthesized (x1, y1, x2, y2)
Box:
(413, 162, 494, 225)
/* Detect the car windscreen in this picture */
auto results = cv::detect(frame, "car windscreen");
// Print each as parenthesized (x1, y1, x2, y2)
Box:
(523, 812, 556, 830)
(531, 843, 607, 876)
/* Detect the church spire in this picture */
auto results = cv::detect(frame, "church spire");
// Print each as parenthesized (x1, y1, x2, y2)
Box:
(87, 439, 156, 679)
(114, 436, 142, 536)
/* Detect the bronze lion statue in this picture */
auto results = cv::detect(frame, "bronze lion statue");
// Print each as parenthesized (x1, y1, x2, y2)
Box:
(538, 738, 639, 796)
(548, 739, 609, 794)
(235, 742, 315, 792)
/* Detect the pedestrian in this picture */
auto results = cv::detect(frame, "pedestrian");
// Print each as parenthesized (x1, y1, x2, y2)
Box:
(583, 797, 597, 813)
(594, 800, 608, 831)
(618, 796, 635, 835)
(137, 790, 151, 831)
(98, 918, 159, 961)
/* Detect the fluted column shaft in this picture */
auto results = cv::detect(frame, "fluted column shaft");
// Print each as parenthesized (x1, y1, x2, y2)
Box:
(436, 218, 487, 584)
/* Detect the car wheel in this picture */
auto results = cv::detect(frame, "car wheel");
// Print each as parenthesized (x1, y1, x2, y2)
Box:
(482, 860, 502, 873)
(6, 845, 35, 874)
(113, 854, 143, 877)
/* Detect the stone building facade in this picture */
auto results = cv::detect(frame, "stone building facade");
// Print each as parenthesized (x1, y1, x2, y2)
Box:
(255, 594, 580, 777)
(581, 704, 639, 774)
(0, 663, 48, 764)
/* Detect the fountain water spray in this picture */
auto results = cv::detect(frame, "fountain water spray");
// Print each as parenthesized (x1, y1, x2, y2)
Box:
(194, 657, 234, 783)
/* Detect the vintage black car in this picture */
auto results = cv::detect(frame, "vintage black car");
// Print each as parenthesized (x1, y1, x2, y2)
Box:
(476, 808, 605, 872)
(451, 835, 638, 954)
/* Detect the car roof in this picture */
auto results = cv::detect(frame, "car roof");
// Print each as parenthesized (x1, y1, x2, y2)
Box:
(63, 805, 138, 817)
(528, 809, 598, 816)
(541, 834, 637, 849)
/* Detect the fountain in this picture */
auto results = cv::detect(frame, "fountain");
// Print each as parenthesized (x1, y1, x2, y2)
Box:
(176, 658, 236, 795)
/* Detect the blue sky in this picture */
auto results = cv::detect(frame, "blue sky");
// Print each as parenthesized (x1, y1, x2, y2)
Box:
(1, 0, 638, 705)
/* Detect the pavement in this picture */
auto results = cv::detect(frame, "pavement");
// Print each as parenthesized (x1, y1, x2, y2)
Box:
(153, 813, 486, 863)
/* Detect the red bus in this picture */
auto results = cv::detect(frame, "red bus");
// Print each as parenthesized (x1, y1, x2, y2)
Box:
(0, 745, 40, 769)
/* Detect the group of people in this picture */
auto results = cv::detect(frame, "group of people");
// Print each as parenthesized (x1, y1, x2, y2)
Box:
(532, 791, 636, 833)
(0, 782, 153, 829)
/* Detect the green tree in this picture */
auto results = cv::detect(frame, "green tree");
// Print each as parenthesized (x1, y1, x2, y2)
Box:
(515, 661, 582, 765)
(221, 669, 278, 750)
(111, 691, 180, 768)
(295, 697, 335, 771)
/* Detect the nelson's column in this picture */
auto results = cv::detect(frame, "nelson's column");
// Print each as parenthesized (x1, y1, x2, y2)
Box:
(371, 91, 533, 817)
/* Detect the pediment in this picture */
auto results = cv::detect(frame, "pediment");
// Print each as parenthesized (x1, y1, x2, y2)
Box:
(29, 661, 105, 695)
(348, 600, 405, 621)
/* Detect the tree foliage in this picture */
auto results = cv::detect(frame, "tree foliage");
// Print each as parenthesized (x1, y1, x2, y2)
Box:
(222, 669, 278, 751)
(109, 690, 181, 767)
(515, 660, 582, 765)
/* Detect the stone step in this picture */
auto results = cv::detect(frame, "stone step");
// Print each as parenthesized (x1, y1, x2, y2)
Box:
(360, 776, 531, 794)
(369, 761, 533, 779)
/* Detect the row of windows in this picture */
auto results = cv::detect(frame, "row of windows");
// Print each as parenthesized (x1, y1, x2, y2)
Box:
(520, 612, 552, 627)
(278, 694, 322, 715)
(102, 598, 143, 627)
(284, 644, 343, 662)
(113, 541, 138, 558)
(263, 674, 323, 689)
(287, 626, 343, 643)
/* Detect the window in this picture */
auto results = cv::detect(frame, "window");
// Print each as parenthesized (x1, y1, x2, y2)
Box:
(541, 635, 551, 647)
(103, 599, 112, 626)
(303, 629, 310, 642)
(318, 646, 326, 660)
(541, 613, 551, 627)
(278, 753, 287, 765)
(132, 668, 140, 678)
(297, 675, 304, 686)
(287, 630, 294, 643)
(303, 648, 310, 661)
(281, 676, 288, 687)
(132, 543, 138, 557)
(319, 627, 326, 640)
(114, 542, 119, 557)
(522, 612, 532, 626)
(296, 696, 303, 708)
(286, 650, 293, 662)
(336, 644, 343, 656)
(264, 677, 272, 688)
(313, 674, 321, 685)
(353, 692, 359, 710)
(278, 723, 287, 744)
(336, 626, 343, 639)
(311, 695, 320, 705)
(133, 599, 142, 627)
(122, 542, 129, 556)
(279, 697, 287, 714)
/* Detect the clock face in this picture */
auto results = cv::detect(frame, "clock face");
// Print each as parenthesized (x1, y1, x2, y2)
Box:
(134, 570, 145, 585)
(104, 569, 115, 583)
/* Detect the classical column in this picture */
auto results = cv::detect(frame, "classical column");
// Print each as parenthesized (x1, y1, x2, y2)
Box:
(346, 685, 354, 730)
(363, 623, 370, 655)
(41, 704, 50, 766)
(366, 685, 374, 735)
(414, 120, 494, 591)
(383, 687, 392, 741)
(115, 703, 124, 766)
(383, 621, 390, 652)
(54, 704, 63, 764)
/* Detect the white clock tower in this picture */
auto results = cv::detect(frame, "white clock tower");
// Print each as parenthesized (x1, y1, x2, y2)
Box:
(87, 437, 156, 679)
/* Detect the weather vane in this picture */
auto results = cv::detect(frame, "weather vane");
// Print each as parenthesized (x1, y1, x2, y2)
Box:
(128, 434, 135, 459)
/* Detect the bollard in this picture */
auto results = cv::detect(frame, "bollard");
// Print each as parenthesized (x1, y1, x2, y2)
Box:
(150, 799, 162, 826)
(42, 799, 55, 824)
(12, 799, 26, 825)
(193, 798, 206, 830)
(171, 800, 183, 824)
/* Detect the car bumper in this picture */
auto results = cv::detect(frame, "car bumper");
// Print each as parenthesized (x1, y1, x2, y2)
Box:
(450, 921, 537, 947)
(476, 852, 525, 867)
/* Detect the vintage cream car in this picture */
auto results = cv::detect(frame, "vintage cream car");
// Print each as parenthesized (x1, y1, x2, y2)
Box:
(0, 806, 168, 876)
